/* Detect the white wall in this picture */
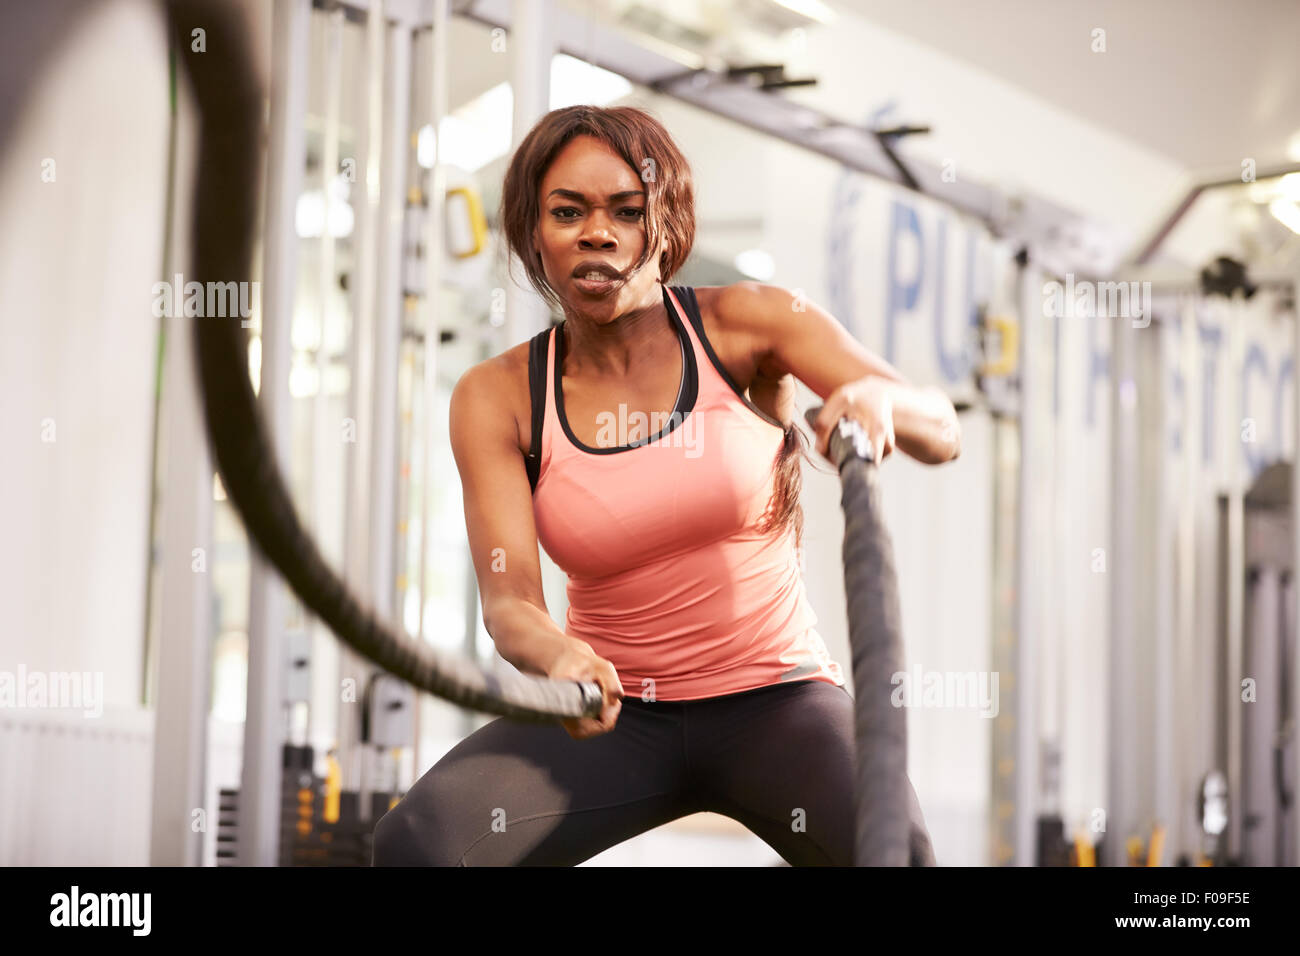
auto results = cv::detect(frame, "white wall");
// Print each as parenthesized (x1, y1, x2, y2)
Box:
(780, 8, 1203, 263)
(614, 4, 1280, 865)
(0, 0, 170, 712)
(765, 153, 1004, 866)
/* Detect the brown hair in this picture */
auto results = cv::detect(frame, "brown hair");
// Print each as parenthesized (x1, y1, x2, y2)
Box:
(500, 104, 807, 550)
(756, 414, 813, 555)
(500, 105, 695, 312)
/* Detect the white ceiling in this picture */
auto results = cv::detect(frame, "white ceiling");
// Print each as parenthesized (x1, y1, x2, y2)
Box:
(827, 0, 1300, 172)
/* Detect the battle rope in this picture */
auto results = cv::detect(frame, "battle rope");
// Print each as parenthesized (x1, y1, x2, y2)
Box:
(167, 0, 601, 723)
(806, 406, 913, 865)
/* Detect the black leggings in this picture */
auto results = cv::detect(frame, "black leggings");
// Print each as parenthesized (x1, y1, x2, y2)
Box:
(371, 678, 936, 866)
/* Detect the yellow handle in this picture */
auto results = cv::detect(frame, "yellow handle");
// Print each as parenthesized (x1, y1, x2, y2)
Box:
(446, 186, 487, 259)
(1074, 832, 1096, 867)
(1126, 835, 1145, 866)
(1146, 824, 1165, 867)
(979, 315, 1019, 377)
(324, 751, 342, 825)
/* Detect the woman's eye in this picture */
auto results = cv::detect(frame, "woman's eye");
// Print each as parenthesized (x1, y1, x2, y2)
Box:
(550, 206, 643, 221)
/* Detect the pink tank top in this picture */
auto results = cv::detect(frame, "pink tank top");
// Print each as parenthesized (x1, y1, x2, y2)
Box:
(531, 284, 846, 701)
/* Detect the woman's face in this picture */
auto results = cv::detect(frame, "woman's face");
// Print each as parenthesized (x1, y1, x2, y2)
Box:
(532, 135, 663, 319)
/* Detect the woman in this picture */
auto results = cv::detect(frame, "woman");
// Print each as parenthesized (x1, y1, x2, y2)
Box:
(372, 105, 959, 866)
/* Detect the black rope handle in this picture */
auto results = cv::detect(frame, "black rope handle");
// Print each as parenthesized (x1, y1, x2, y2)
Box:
(805, 406, 910, 865)
(168, 0, 601, 723)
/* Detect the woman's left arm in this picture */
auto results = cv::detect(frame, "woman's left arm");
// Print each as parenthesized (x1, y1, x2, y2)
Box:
(715, 282, 961, 465)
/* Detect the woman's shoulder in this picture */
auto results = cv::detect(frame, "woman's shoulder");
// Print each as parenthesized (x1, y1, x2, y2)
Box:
(452, 340, 533, 459)
(682, 284, 766, 390)
(692, 281, 779, 340)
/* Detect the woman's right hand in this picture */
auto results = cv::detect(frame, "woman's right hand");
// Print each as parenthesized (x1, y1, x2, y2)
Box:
(547, 641, 624, 740)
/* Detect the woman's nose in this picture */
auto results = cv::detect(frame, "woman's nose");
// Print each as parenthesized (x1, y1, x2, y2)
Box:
(580, 209, 617, 247)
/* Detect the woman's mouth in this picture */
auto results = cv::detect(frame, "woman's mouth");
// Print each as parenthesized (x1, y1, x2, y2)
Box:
(573, 272, 621, 295)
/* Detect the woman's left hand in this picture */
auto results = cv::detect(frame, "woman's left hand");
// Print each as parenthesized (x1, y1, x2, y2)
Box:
(810, 376, 896, 463)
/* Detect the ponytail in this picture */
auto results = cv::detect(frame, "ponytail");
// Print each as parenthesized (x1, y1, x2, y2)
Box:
(756, 422, 814, 554)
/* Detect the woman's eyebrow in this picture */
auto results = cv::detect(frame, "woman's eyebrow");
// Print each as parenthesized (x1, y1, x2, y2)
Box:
(546, 188, 645, 202)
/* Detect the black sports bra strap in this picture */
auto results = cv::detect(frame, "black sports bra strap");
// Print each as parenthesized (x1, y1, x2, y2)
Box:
(528, 287, 697, 492)
(525, 325, 551, 494)
(668, 285, 704, 335)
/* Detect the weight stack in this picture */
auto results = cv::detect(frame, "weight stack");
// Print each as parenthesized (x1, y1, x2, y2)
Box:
(217, 744, 400, 866)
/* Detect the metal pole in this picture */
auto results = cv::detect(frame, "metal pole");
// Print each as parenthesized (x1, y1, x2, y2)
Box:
(1044, 277, 1063, 823)
(149, 240, 214, 867)
(1279, 570, 1295, 866)
(1013, 253, 1041, 866)
(501, 0, 565, 675)
(1128, 162, 1300, 266)
(505, 0, 555, 346)
(148, 24, 213, 865)
(239, 0, 310, 868)
(1147, 309, 1175, 861)
(1242, 560, 1279, 864)
(339, 0, 386, 794)
(1106, 284, 1139, 866)
(363, 15, 413, 811)
(308, 5, 345, 756)
(371, 21, 409, 631)
(1225, 292, 1246, 861)
(417, 0, 448, 655)
(1293, 271, 1300, 869)
(1175, 293, 1201, 859)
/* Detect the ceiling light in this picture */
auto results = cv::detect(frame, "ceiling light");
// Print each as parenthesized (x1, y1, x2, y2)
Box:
(734, 248, 776, 280)
(295, 186, 355, 238)
(1246, 172, 1300, 205)
(550, 53, 633, 109)
(1287, 130, 1300, 163)
(1269, 199, 1300, 235)
(768, 0, 836, 26)
(418, 82, 514, 172)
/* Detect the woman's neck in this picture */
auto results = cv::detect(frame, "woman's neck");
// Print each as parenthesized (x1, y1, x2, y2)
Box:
(560, 286, 673, 378)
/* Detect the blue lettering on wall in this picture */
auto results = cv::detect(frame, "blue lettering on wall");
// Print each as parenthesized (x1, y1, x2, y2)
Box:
(965, 232, 978, 387)
(825, 169, 862, 340)
(885, 199, 924, 365)
(872, 199, 1294, 470)
(1087, 315, 1109, 428)
(1276, 356, 1294, 467)
(932, 218, 976, 384)
(1054, 312, 1062, 420)
(1242, 343, 1269, 477)
(1198, 322, 1222, 466)
(1170, 368, 1183, 454)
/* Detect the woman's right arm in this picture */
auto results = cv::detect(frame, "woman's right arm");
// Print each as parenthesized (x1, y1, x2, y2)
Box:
(447, 360, 624, 737)
(447, 359, 569, 673)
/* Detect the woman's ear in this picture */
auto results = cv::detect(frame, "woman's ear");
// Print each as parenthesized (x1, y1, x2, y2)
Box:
(531, 222, 542, 261)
